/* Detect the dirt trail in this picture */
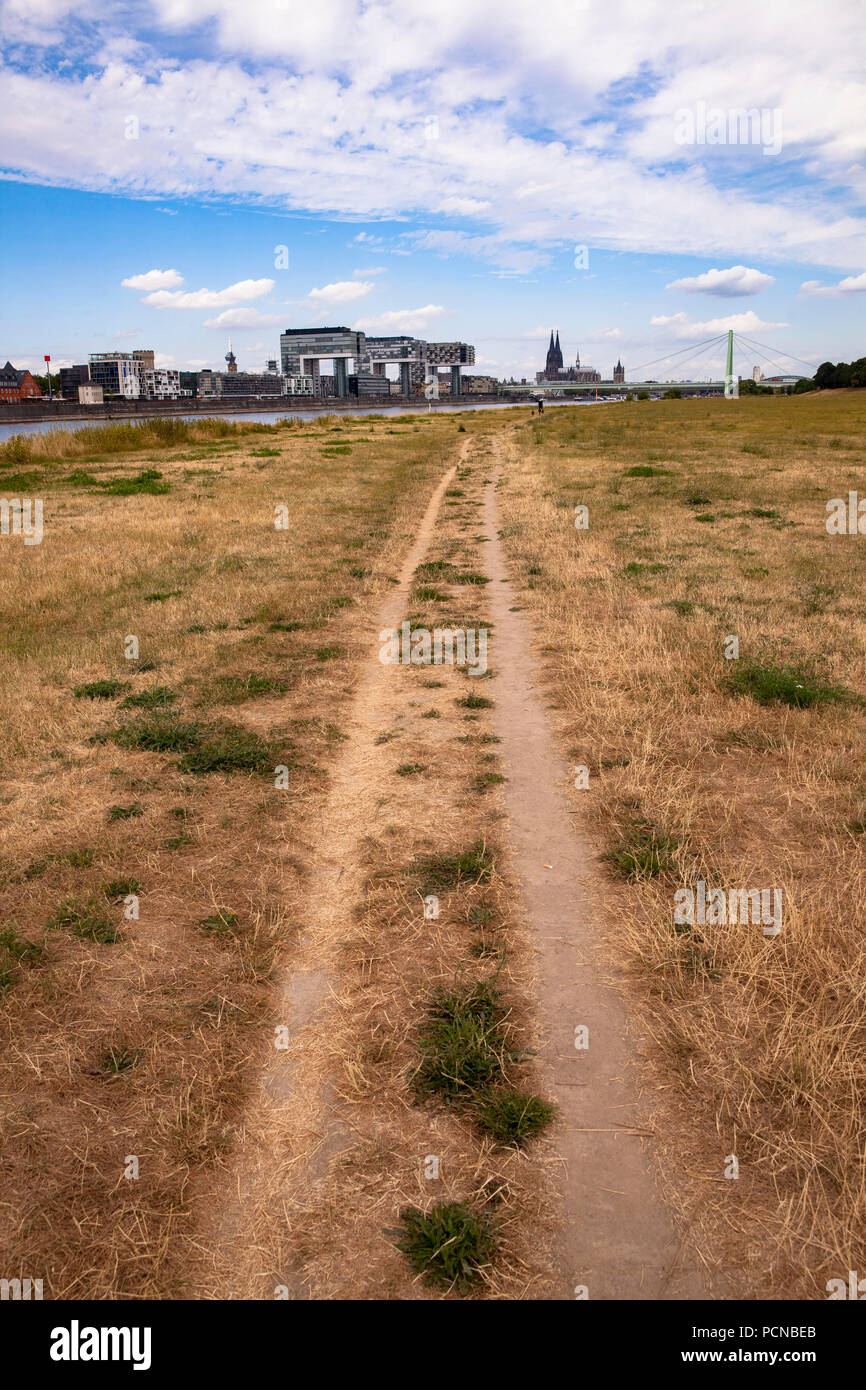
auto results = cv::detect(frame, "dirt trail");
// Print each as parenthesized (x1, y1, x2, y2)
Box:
(200, 427, 705, 1300)
(196, 450, 461, 1298)
(482, 435, 705, 1299)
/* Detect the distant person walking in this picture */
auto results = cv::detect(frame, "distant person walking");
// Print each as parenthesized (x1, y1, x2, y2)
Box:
(537, 398, 544, 414)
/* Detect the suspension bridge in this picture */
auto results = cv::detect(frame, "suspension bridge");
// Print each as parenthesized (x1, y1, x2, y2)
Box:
(500, 330, 818, 398)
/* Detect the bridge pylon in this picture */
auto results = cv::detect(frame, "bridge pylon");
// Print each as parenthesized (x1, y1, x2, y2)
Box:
(724, 329, 739, 398)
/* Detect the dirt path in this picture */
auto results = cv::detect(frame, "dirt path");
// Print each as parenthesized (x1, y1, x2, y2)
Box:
(198, 427, 705, 1299)
(195, 450, 461, 1298)
(482, 435, 705, 1299)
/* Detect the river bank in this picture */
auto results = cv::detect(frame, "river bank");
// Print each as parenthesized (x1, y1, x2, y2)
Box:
(0, 394, 595, 443)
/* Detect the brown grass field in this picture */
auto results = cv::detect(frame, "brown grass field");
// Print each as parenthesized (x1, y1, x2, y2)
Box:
(494, 390, 866, 1297)
(1, 391, 864, 1299)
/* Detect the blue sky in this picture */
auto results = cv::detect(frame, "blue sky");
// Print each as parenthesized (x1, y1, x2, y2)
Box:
(1, 0, 864, 381)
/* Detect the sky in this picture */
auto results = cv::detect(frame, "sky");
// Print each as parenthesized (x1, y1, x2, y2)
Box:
(1, 0, 864, 383)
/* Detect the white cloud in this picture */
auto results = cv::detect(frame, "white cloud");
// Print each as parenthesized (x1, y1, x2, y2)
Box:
(437, 196, 491, 216)
(353, 266, 385, 277)
(0, 0, 864, 281)
(121, 268, 184, 291)
(799, 271, 866, 297)
(1, 2, 861, 273)
(650, 309, 788, 338)
(143, 278, 274, 308)
(666, 266, 775, 297)
(307, 280, 375, 304)
(202, 306, 284, 329)
(354, 304, 447, 333)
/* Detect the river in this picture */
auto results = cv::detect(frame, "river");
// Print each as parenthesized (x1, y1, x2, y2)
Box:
(0, 396, 610, 444)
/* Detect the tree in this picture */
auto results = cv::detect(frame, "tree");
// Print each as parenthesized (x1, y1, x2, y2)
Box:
(637, 389, 649, 400)
(33, 371, 61, 394)
(850, 356, 866, 388)
(814, 361, 838, 390)
(663, 387, 682, 399)
(792, 377, 815, 393)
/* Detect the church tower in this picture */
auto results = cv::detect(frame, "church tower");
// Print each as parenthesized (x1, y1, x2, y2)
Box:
(554, 330, 563, 372)
(545, 330, 559, 379)
(613, 357, 624, 384)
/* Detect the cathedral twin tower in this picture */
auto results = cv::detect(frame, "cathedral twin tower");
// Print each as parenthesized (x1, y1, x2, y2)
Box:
(542, 330, 623, 385)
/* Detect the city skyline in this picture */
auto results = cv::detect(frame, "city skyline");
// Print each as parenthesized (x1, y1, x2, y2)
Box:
(1, 1, 864, 382)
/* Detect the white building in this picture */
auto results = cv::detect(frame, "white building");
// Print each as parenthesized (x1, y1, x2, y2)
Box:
(143, 368, 184, 399)
(89, 352, 143, 398)
(78, 383, 104, 405)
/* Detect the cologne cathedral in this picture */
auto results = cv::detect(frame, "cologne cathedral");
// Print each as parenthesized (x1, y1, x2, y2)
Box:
(538, 330, 601, 384)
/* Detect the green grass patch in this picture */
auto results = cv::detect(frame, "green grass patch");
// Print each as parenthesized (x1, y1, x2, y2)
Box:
(178, 723, 281, 775)
(473, 1089, 556, 1146)
(458, 690, 493, 710)
(0, 927, 46, 983)
(622, 561, 668, 577)
(604, 817, 678, 880)
(103, 877, 141, 900)
(413, 981, 508, 1102)
(412, 586, 449, 602)
(119, 686, 176, 710)
(415, 559, 458, 580)
(108, 803, 143, 821)
(208, 672, 287, 704)
(724, 660, 857, 709)
(101, 468, 170, 496)
(199, 909, 239, 938)
(414, 840, 495, 893)
(48, 898, 120, 944)
(470, 771, 506, 793)
(73, 678, 130, 699)
(388, 1202, 497, 1293)
(109, 713, 205, 753)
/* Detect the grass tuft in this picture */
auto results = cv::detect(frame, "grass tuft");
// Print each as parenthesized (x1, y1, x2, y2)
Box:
(413, 981, 507, 1101)
(388, 1202, 498, 1292)
(474, 1088, 556, 1146)
(48, 898, 120, 944)
(604, 817, 678, 880)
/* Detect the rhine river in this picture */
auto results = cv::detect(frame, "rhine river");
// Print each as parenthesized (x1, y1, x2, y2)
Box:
(0, 396, 613, 445)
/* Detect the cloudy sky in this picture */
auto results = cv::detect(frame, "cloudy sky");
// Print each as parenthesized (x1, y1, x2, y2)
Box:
(1, 0, 864, 380)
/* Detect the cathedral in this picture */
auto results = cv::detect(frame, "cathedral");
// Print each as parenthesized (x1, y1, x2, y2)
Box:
(538, 330, 601, 384)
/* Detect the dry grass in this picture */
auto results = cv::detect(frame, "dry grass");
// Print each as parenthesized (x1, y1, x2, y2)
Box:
(0, 410, 466, 1297)
(495, 392, 866, 1297)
